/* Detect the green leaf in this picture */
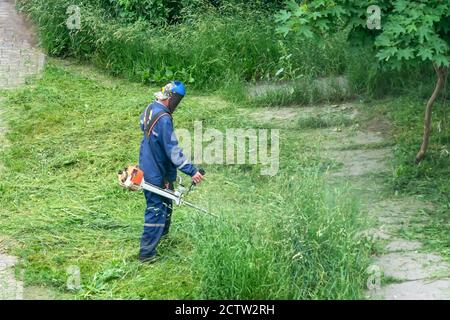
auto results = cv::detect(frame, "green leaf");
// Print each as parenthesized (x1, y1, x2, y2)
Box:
(299, 26, 314, 38)
(276, 26, 291, 37)
(434, 54, 450, 67)
(315, 19, 329, 31)
(397, 48, 415, 60)
(390, 24, 406, 36)
(376, 47, 398, 61)
(311, 12, 322, 20)
(417, 47, 433, 61)
(405, 23, 417, 33)
(375, 34, 391, 47)
(275, 10, 292, 23)
(417, 25, 432, 44)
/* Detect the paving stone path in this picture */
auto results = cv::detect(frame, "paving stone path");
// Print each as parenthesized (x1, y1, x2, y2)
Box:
(246, 102, 450, 300)
(318, 109, 449, 299)
(0, 0, 45, 88)
(0, 0, 47, 299)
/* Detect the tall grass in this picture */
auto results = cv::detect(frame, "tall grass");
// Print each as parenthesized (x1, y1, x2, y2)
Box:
(17, 0, 348, 90)
(345, 47, 437, 99)
(191, 170, 370, 299)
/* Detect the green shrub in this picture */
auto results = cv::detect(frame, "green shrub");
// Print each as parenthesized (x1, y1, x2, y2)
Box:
(18, 0, 435, 101)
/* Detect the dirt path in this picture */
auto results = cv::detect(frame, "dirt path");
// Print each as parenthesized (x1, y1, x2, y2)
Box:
(0, 0, 49, 299)
(246, 102, 450, 299)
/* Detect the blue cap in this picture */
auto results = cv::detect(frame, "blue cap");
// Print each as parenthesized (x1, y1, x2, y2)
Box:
(172, 81, 186, 96)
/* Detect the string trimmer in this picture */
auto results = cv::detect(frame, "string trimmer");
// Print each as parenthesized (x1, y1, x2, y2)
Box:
(118, 165, 217, 218)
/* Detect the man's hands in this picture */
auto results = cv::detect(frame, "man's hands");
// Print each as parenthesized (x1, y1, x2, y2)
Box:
(192, 170, 204, 184)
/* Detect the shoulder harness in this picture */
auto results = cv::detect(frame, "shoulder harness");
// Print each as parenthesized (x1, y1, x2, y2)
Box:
(143, 105, 172, 138)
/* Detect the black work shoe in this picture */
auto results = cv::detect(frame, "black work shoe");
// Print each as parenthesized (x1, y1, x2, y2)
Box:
(139, 255, 159, 264)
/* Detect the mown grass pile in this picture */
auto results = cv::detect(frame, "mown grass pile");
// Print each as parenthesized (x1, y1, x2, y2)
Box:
(0, 61, 372, 298)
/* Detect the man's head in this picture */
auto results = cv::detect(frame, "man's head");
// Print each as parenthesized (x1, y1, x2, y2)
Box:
(155, 81, 186, 113)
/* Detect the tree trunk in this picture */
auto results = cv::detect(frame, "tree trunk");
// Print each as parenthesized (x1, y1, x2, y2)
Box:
(415, 64, 448, 163)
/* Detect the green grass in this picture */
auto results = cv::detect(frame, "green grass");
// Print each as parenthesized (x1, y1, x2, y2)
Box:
(0, 60, 373, 299)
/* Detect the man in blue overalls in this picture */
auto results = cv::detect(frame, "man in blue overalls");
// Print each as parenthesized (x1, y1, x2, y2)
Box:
(138, 81, 203, 263)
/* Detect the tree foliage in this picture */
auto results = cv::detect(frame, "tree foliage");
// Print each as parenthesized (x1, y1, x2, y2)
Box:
(276, 0, 450, 69)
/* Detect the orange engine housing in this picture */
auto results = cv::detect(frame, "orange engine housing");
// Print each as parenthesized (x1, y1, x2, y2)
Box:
(118, 165, 144, 191)
(129, 166, 144, 185)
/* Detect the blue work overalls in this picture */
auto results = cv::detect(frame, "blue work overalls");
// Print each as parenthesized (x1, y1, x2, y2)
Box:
(138, 101, 197, 259)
